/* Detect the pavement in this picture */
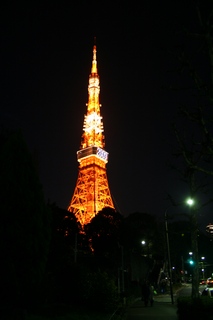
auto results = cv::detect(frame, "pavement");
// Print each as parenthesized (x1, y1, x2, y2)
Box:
(124, 293, 179, 319)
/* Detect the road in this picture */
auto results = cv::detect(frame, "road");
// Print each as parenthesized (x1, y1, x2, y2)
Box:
(125, 298, 178, 319)
(125, 284, 206, 319)
(176, 283, 206, 298)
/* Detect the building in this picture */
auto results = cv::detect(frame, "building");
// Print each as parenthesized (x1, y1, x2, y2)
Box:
(68, 44, 115, 226)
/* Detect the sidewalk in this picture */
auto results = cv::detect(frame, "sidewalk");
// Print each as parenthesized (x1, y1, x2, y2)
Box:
(124, 294, 178, 319)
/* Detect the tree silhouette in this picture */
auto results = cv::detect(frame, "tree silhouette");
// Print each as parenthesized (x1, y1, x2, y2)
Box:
(84, 208, 123, 268)
(0, 129, 51, 310)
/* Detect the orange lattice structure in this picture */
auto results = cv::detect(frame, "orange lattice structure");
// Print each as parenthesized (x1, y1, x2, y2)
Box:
(68, 44, 115, 226)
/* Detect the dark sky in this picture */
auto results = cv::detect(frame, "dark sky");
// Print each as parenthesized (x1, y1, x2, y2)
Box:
(1, 1, 212, 229)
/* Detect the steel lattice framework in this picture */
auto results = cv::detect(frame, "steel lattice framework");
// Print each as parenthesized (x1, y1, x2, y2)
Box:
(68, 44, 114, 226)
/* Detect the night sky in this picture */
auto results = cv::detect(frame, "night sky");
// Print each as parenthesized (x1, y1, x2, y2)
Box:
(1, 1, 212, 229)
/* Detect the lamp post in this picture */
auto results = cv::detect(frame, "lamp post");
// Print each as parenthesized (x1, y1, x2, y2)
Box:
(186, 197, 200, 298)
(141, 240, 151, 258)
(121, 245, 125, 294)
(165, 209, 174, 304)
(201, 256, 205, 280)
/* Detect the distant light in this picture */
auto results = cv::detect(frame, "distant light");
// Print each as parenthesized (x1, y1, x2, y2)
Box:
(141, 240, 146, 245)
(206, 224, 213, 234)
(186, 198, 194, 206)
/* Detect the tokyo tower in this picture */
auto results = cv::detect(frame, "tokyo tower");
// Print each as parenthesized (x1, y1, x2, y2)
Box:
(68, 44, 115, 226)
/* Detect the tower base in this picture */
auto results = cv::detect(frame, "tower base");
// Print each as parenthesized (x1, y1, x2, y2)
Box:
(68, 162, 114, 225)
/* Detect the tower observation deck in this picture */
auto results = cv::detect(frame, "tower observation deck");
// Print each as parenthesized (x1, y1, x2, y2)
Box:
(68, 44, 115, 226)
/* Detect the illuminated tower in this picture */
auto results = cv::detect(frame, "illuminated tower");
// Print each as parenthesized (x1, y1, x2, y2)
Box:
(68, 44, 115, 226)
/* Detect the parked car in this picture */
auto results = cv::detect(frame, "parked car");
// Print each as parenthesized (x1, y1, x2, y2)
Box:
(206, 278, 213, 285)
(199, 279, 206, 285)
(202, 286, 213, 298)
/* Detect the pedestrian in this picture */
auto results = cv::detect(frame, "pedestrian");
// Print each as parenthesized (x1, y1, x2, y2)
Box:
(141, 280, 150, 307)
(149, 283, 154, 306)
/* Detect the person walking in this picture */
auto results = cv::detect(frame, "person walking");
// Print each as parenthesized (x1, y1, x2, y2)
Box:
(141, 280, 151, 307)
(149, 283, 155, 306)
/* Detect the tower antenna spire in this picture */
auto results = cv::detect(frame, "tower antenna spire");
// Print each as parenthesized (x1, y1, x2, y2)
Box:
(91, 40, 97, 74)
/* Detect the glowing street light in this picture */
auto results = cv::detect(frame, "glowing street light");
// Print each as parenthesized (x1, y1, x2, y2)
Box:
(186, 198, 194, 206)
(141, 240, 151, 258)
(201, 257, 205, 279)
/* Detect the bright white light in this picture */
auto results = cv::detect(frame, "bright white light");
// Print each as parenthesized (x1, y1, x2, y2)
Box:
(83, 112, 103, 134)
(186, 198, 194, 206)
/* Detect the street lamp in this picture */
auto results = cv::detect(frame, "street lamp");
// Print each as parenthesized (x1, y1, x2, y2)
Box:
(188, 252, 194, 266)
(186, 197, 200, 298)
(201, 257, 205, 279)
(141, 240, 150, 257)
(186, 198, 194, 206)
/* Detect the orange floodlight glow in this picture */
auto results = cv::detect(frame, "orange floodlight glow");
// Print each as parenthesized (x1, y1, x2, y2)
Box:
(68, 44, 115, 226)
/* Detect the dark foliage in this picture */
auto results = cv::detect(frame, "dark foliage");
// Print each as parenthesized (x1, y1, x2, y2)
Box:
(47, 204, 79, 263)
(84, 208, 123, 267)
(121, 212, 162, 257)
(177, 296, 213, 319)
(80, 268, 119, 312)
(0, 129, 51, 308)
